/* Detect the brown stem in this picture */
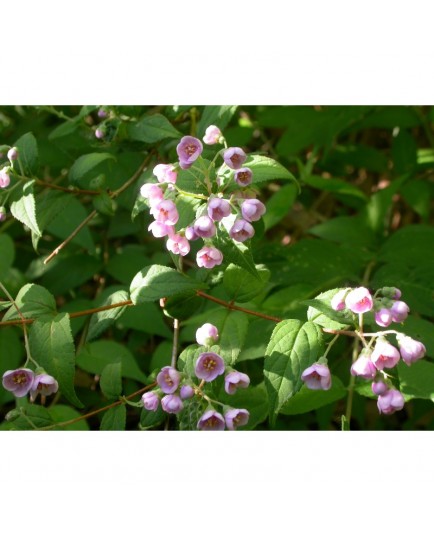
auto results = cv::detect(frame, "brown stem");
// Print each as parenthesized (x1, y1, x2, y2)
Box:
(34, 179, 100, 195)
(37, 382, 157, 431)
(196, 290, 282, 323)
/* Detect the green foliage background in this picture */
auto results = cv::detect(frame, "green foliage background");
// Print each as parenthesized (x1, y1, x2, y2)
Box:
(0, 105, 433, 430)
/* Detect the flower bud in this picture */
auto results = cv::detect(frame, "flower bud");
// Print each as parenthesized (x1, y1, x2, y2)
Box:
(301, 363, 331, 390)
(180, 385, 195, 400)
(371, 381, 388, 396)
(95, 128, 105, 139)
(203, 125, 222, 145)
(161, 394, 184, 414)
(153, 163, 177, 184)
(140, 183, 164, 205)
(185, 226, 199, 241)
(377, 389, 405, 415)
(142, 391, 160, 411)
(331, 288, 349, 311)
(240, 199, 266, 222)
(193, 215, 216, 238)
(390, 301, 410, 323)
(98, 108, 108, 118)
(0, 167, 11, 188)
(196, 323, 219, 346)
(7, 147, 18, 162)
(396, 334, 426, 366)
(375, 308, 393, 328)
(350, 351, 377, 379)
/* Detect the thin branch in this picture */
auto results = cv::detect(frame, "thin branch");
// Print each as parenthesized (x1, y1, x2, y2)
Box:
(43, 154, 152, 265)
(196, 290, 282, 323)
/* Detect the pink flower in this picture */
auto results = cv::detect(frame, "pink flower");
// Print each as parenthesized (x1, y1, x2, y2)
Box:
(7, 147, 18, 162)
(345, 287, 373, 314)
(95, 128, 104, 139)
(195, 323, 219, 346)
(223, 147, 247, 170)
(375, 308, 393, 327)
(224, 408, 250, 430)
(229, 219, 255, 242)
(166, 234, 190, 256)
(2, 368, 35, 397)
(234, 167, 253, 186)
(156, 366, 181, 394)
(30, 373, 58, 402)
(193, 215, 216, 238)
(0, 207, 6, 221)
(153, 163, 178, 184)
(161, 394, 184, 414)
(197, 409, 225, 431)
(150, 199, 179, 226)
(180, 385, 195, 400)
(148, 221, 173, 238)
(196, 246, 223, 269)
(176, 136, 203, 169)
(377, 389, 405, 415)
(207, 198, 232, 222)
(331, 289, 349, 311)
(0, 167, 11, 188)
(350, 352, 377, 379)
(397, 335, 426, 366)
(371, 381, 388, 396)
(301, 363, 331, 390)
(224, 371, 250, 395)
(371, 339, 401, 370)
(141, 391, 160, 411)
(203, 125, 222, 145)
(390, 301, 410, 323)
(140, 183, 164, 206)
(185, 226, 199, 241)
(240, 199, 266, 222)
(195, 352, 225, 382)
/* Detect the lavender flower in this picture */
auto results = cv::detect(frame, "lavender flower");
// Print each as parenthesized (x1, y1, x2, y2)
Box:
(7, 147, 18, 162)
(166, 234, 190, 256)
(193, 215, 216, 238)
(197, 409, 225, 431)
(176, 136, 203, 169)
(397, 335, 426, 366)
(203, 125, 222, 145)
(161, 394, 184, 414)
(375, 308, 393, 328)
(301, 363, 331, 391)
(2, 368, 35, 397)
(156, 366, 181, 394)
(153, 163, 178, 184)
(196, 246, 223, 269)
(224, 408, 250, 430)
(240, 199, 266, 222)
(350, 352, 377, 379)
(195, 352, 225, 382)
(207, 198, 231, 222)
(150, 200, 179, 226)
(371, 339, 401, 370)
(224, 371, 250, 395)
(234, 167, 253, 186)
(377, 389, 405, 415)
(229, 219, 255, 242)
(141, 391, 160, 411)
(390, 301, 410, 323)
(30, 373, 58, 402)
(180, 385, 195, 400)
(371, 381, 388, 396)
(345, 287, 373, 314)
(223, 147, 247, 170)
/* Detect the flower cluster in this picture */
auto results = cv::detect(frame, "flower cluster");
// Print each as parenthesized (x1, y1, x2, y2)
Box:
(140, 126, 266, 269)
(141, 322, 250, 430)
(2, 368, 58, 402)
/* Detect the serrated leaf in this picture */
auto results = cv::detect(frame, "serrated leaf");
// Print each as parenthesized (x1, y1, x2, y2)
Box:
(178, 344, 202, 377)
(32, 190, 74, 250)
(69, 152, 116, 186)
(244, 155, 297, 185)
(306, 288, 353, 330)
(15, 132, 38, 175)
(214, 234, 259, 278)
(177, 397, 205, 430)
(223, 263, 270, 303)
(100, 405, 126, 431)
(127, 113, 181, 143)
(264, 320, 324, 423)
(100, 360, 123, 400)
(197, 105, 238, 137)
(76, 340, 147, 383)
(397, 360, 434, 401)
(29, 313, 83, 408)
(87, 290, 130, 342)
(10, 180, 41, 237)
(130, 265, 207, 304)
(280, 375, 346, 415)
(3, 283, 57, 321)
(7, 405, 53, 430)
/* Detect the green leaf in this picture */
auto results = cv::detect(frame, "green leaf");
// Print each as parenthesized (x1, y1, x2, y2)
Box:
(244, 155, 297, 185)
(105, 245, 151, 285)
(140, 405, 165, 430)
(100, 360, 123, 400)
(130, 265, 207, 304)
(0, 327, 25, 405)
(218, 383, 269, 430)
(306, 289, 353, 330)
(304, 175, 368, 201)
(223, 263, 270, 303)
(213, 310, 249, 365)
(127, 113, 181, 143)
(397, 360, 434, 401)
(392, 130, 417, 176)
(280, 375, 346, 415)
(6, 405, 53, 430)
(15, 132, 39, 175)
(40, 254, 103, 296)
(29, 313, 83, 408)
(32, 190, 74, 250)
(378, 225, 434, 265)
(309, 215, 375, 247)
(10, 180, 41, 237)
(197, 105, 238, 137)
(177, 397, 205, 431)
(214, 234, 259, 278)
(0, 233, 15, 273)
(178, 344, 202, 378)
(398, 316, 434, 358)
(263, 183, 298, 230)
(100, 405, 126, 431)
(93, 191, 116, 216)
(76, 340, 147, 383)
(68, 152, 116, 187)
(47, 405, 90, 431)
(264, 320, 324, 423)
(87, 290, 130, 341)
(3, 283, 56, 321)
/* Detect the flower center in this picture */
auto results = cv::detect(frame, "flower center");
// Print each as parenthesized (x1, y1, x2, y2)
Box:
(164, 374, 173, 386)
(237, 172, 249, 183)
(310, 371, 320, 380)
(204, 358, 216, 371)
(358, 297, 370, 306)
(184, 144, 197, 157)
(230, 154, 242, 166)
(206, 416, 219, 427)
(13, 373, 28, 385)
